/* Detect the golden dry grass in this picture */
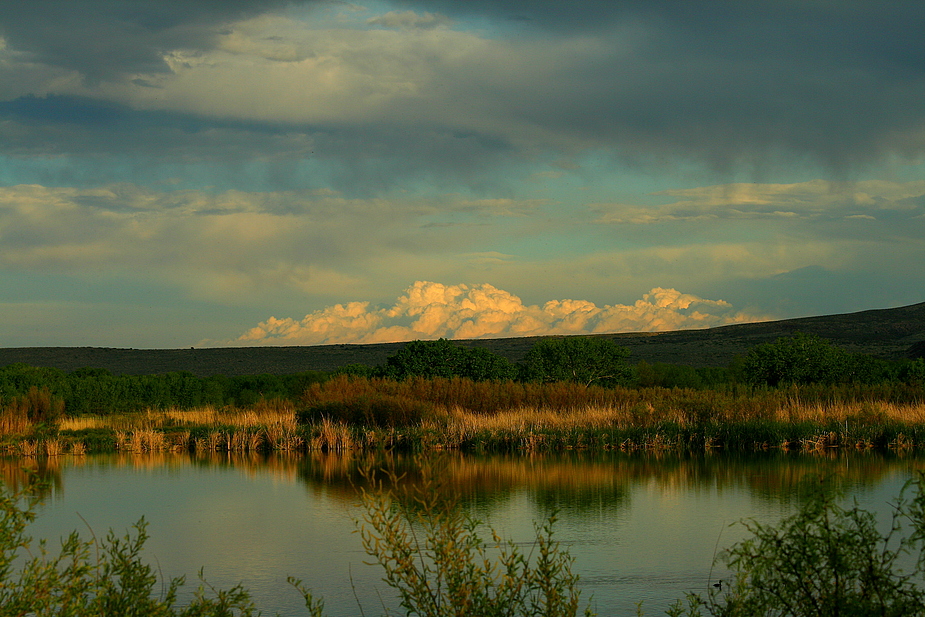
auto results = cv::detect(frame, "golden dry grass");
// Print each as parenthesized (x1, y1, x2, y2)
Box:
(0, 407, 32, 436)
(773, 400, 925, 424)
(40, 397, 925, 455)
(3, 379, 924, 456)
(65, 406, 303, 453)
(447, 404, 631, 432)
(442, 400, 925, 433)
(309, 418, 354, 452)
(57, 405, 297, 432)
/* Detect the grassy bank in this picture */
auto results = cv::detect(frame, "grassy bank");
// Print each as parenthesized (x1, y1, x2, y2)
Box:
(2, 376, 924, 455)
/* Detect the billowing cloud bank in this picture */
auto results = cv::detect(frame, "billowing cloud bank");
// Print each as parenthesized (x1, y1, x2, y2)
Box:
(222, 282, 768, 346)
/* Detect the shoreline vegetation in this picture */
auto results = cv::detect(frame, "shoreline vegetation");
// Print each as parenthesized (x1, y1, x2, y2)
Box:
(0, 380, 921, 460)
(1, 332, 924, 456)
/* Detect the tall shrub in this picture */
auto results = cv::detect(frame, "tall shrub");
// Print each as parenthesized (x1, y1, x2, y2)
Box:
(902, 358, 925, 388)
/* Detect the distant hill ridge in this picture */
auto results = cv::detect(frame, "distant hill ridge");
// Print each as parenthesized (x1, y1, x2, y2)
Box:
(2, 301, 924, 377)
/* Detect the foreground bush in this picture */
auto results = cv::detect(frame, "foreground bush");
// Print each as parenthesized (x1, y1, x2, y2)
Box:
(666, 474, 925, 617)
(356, 463, 594, 617)
(0, 485, 269, 615)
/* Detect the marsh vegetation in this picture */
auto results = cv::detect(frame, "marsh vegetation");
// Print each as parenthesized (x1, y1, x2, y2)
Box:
(0, 334, 923, 456)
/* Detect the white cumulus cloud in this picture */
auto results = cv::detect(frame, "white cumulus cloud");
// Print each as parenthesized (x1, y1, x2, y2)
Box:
(216, 281, 768, 346)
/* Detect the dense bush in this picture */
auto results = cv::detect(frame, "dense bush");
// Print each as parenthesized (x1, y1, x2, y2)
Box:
(636, 361, 718, 389)
(332, 362, 378, 378)
(301, 375, 630, 417)
(902, 358, 925, 387)
(1, 385, 65, 423)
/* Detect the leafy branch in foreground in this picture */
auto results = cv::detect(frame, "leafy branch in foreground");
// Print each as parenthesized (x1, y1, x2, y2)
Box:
(663, 474, 925, 617)
(0, 480, 275, 616)
(357, 463, 594, 617)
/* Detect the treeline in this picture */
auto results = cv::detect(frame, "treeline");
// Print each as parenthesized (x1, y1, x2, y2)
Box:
(0, 365, 327, 420)
(1, 333, 923, 419)
(338, 333, 925, 390)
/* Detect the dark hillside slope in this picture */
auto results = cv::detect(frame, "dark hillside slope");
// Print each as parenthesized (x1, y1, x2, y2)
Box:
(1, 302, 923, 376)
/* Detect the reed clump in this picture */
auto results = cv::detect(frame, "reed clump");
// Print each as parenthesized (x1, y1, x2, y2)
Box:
(310, 418, 354, 452)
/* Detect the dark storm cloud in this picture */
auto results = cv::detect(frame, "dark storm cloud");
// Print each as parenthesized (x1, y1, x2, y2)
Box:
(1, 0, 923, 178)
(0, 0, 304, 82)
(398, 0, 925, 167)
(0, 95, 133, 127)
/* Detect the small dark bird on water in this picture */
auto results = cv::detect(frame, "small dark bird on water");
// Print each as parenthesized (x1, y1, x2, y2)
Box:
(713, 581, 723, 590)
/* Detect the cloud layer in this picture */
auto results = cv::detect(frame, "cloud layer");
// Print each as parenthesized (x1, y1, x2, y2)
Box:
(224, 281, 766, 346)
(2, 1, 923, 183)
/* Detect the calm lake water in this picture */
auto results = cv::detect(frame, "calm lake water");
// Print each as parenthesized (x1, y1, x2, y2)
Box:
(3, 450, 922, 616)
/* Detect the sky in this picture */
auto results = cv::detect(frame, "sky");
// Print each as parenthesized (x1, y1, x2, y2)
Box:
(1, 1, 923, 349)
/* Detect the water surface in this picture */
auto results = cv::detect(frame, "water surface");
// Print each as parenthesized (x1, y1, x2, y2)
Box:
(3, 451, 921, 616)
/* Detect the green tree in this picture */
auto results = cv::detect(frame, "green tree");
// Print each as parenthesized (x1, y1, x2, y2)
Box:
(459, 346, 519, 381)
(738, 332, 852, 387)
(520, 337, 632, 387)
(380, 339, 517, 381)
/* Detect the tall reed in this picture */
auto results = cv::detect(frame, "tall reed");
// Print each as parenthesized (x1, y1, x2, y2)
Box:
(310, 418, 353, 452)
(0, 406, 31, 436)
